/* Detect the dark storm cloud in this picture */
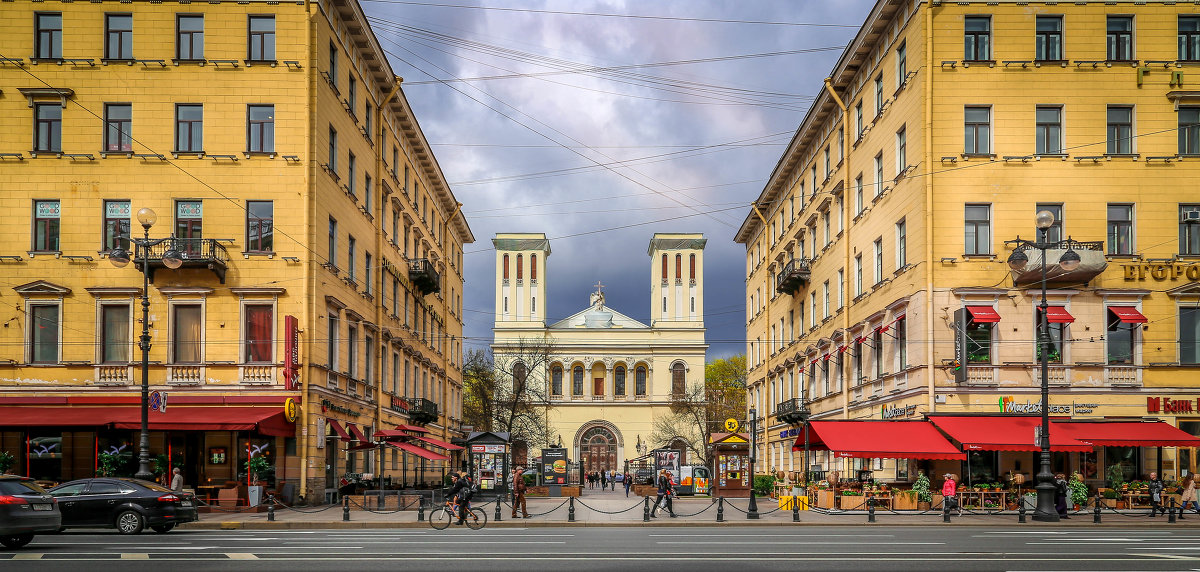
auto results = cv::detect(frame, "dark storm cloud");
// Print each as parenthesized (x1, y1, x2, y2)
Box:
(361, 0, 876, 358)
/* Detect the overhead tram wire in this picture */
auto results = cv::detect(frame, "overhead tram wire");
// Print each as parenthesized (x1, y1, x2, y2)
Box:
(382, 44, 743, 229)
(360, 1, 863, 29)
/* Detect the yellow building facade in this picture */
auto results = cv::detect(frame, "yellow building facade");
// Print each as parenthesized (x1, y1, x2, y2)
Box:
(491, 233, 708, 478)
(737, 0, 1200, 487)
(0, 0, 472, 503)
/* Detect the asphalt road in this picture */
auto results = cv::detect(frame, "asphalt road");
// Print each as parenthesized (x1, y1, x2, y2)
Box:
(5, 526, 1200, 571)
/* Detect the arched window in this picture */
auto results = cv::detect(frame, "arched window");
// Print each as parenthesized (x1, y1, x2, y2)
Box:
(675, 254, 682, 280)
(671, 362, 685, 396)
(516, 254, 523, 279)
(572, 366, 584, 396)
(502, 254, 509, 279)
(689, 254, 696, 281)
(635, 366, 647, 396)
(661, 254, 667, 281)
(513, 362, 527, 393)
(530, 254, 537, 280)
(550, 365, 563, 396)
(614, 366, 626, 396)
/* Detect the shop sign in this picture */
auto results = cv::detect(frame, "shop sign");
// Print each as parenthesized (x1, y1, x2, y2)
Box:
(472, 444, 504, 453)
(882, 403, 917, 419)
(542, 448, 568, 485)
(283, 315, 299, 390)
(320, 398, 355, 416)
(1122, 263, 1200, 282)
(390, 395, 410, 411)
(283, 397, 298, 423)
(999, 396, 1070, 414)
(1147, 397, 1197, 414)
(778, 428, 801, 439)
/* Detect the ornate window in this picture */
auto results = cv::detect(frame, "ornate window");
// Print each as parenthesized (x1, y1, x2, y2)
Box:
(635, 365, 647, 396)
(572, 365, 584, 396)
(550, 365, 563, 396)
(671, 362, 685, 396)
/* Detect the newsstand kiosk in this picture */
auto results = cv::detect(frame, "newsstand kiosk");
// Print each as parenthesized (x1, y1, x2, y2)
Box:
(709, 432, 751, 498)
(466, 431, 510, 499)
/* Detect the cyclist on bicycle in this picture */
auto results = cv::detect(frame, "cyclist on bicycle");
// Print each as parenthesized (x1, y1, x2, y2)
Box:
(452, 472, 477, 525)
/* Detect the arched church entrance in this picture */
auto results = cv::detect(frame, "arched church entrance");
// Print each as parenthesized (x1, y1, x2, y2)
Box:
(578, 425, 619, 474)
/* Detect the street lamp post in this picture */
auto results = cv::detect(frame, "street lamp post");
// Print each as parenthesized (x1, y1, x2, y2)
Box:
(108, 208, 182, 481)
(1005, 210, 1081, 523)
(747, 406, 759, 519)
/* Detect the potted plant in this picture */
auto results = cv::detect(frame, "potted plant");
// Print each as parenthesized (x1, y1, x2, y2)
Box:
(893, 489, 918, 510)
(1102, 488, 1119, 508)
(912, 473, 932, 511)
(1068, 474, 1088, 510)
(244, 455, 272, 507)
(97, 452, 121, 477)
(0, 451, 14, 475)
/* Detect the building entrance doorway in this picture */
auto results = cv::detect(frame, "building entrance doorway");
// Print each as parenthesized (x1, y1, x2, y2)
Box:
(580, 426, 617, 473)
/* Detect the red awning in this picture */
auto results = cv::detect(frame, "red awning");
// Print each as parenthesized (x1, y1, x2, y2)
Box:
(1045, 306, 1075, 324)
(1054, 420, 1200, 447)
(387, 441, 449, 462)
(0, 407, 117, 427)
(927, 415, 1092, 452)
(413, 435, 464, 451)
(392, 424, 429, 433)
(347, 423, 370, 443)
(1109, 306, 1148, 324)
(328, 419, 353, 442)
(792, 420, 965, 460)
(966, 306, 1002, 323)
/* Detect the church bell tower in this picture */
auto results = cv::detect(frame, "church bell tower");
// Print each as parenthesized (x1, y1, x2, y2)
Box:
(493, 233, 550, 328)
(648, 233, 706, 328)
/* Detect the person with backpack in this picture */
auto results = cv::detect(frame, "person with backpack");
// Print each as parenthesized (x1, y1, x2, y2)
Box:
(650, 469, 676, 517)
(1053, 473, 1070, 518)
(454, 472, 477, 525)
(1148, 472, 1167, 517)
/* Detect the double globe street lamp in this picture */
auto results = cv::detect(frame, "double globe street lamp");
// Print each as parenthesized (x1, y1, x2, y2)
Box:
(108, 207, 183, 481)
(1005, 210, 1081, 523)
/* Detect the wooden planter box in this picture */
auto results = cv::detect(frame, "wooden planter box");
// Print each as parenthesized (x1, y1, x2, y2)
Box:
(892, 492, 918, 510)
(815, 489, 836, 509)
(838, 495, 866, 510)
(633, 484, 659, 497)
(526, 485, 582, 497)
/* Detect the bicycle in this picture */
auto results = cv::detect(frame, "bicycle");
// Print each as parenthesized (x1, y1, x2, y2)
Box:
(429, 499, 486, 530)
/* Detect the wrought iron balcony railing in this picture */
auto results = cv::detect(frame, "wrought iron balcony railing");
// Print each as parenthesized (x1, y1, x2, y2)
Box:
(408, 258, 441, 295)
(774, 397, 810, 425)
(393, 396, 439, 425)
(134, 237, 230, 283)
(775, 258, 811, 295)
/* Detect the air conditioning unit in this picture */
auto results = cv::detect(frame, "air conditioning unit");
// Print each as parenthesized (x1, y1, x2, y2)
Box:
(1183, 209, 1200, 223)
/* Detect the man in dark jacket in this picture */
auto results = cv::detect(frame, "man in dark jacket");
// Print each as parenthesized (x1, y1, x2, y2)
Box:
(511, 467, 530, 518)
(1148, 472, 1166, 517)
(650, 470, 676, 517)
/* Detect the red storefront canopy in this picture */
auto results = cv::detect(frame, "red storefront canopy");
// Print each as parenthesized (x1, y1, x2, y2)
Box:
(792, 420, 965, 460)
(347, 423, 370, 443)
(1045, 306, 1075, 324)
(387, 442, 449, 462)
(1108, 306, 1148, 324)
(966, 306, 1002, 323)
(0, 407, 116, 427)
(413, 435, 464, 451)
(392, 424, 429, 433)
(109, 407, 295, 437)
(327, 419, 353, 442)
(1054, 420, 1200, 447)
(927, 415, 1092, 452)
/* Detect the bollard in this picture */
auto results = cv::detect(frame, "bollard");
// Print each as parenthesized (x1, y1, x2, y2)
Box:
(267, 500, 275, 522)
(568, 496, 576, 522)
(792, 496, 800, 522)
(868, 502, 876, 523)
(1018, 502, 1026, 524)
(1169, 497, 1177, 524)
(943, 499, 951, 523)
(644, 496, 651, 522)
(343, 496, 350, 522)
(495, 498, 502, 522)
(1094, 493, 1102, 524)
(417, 495, 425, 522)
(717, 497, 724, 522)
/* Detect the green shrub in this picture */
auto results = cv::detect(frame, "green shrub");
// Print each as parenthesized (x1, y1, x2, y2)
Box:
(0, 451, 14, 474)
(97, 452, 122, 477)
(911, 473, 932, 503)
(752, 474, 776, 496)
(1069, 475, 1088, 506)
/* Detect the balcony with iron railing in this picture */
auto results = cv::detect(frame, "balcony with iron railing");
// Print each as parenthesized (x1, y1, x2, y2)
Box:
(774, 397, 810, 425)
(775, 258, 811, 295)
(393, 396, 439, 425)
(134, 237, 230, 283)
(408, 258, 440, 295)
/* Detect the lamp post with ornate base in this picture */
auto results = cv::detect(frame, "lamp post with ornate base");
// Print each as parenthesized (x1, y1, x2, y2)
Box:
(1006, 210, 1081, 523)
(108, 208, 182, 481)
(747, 406, 759, 519)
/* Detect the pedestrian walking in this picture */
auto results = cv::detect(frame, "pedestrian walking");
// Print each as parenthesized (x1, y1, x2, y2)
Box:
(170, 467, 183, 492)
(1148, 472, 1166, 517)
(650, 469, 676, 518)
(942, 473, 960, 516)
(1053, 473, 1070, 518)
(601, 471, 608, 490)
(1180, 474, 1197, 518)
(511, 466, 530, 518)
(624, 472, 632, 497)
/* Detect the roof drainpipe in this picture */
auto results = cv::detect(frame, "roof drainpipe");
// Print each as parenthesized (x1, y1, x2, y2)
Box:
(822, 77, 851, 420)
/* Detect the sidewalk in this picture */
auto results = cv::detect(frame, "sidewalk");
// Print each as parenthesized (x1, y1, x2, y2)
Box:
(180, 487, 1194, 529)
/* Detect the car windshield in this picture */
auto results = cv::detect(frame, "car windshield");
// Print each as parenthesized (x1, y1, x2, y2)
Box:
(123, 479, 172, 492)
(0, 480, 47, 495)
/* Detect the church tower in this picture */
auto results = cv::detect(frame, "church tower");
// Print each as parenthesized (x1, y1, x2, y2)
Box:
(648, 233, 706, 328)
(493, 233, 550, 328)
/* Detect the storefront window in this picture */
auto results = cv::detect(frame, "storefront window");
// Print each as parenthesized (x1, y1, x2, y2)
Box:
(1104, 446, 1139, 485)
(27, 432, 62, 481)
(966, 450, 998, 484)
(1106, 309, 1136, 364)
(1035, 308, 1065, 363)
(965, 321, 993, 363)
(1080, 450, 1098, 480)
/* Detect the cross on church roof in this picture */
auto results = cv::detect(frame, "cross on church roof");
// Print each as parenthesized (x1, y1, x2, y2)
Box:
(593, 281, 605, 295)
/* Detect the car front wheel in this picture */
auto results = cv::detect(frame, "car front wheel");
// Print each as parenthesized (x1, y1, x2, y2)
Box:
(0, 534, 34, 549)
(116, 510, 144, 535)
(150, 524, 175, 534)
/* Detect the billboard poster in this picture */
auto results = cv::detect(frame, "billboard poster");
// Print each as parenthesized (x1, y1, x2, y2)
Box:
(654, 449, 682, 484)
(542, 447, 568, 485)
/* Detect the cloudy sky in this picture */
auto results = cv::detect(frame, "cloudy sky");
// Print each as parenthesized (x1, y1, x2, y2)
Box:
(360, 0, 876, 359)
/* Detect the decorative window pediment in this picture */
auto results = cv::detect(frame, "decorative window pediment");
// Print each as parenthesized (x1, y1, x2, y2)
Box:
(14, 280, 70, 296)
(18, 87, 74, 108)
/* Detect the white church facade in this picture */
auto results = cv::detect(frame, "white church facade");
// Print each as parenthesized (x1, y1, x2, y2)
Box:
(491, 232, 708, 476)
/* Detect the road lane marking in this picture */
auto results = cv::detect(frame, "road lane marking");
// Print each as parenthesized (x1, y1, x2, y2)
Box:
(11, 553, 42, 560)
(121, 554, 149, 559)
(656, 541, 945, 545)
(226, 553, 258, 559)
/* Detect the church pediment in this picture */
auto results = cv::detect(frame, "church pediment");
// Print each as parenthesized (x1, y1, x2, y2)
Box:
(14, 280, 71, 296)
(550, 305, 648, 329)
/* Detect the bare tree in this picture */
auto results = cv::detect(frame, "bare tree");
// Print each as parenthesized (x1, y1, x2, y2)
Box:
(649, 355, 748, 469)
(490, 336, 559, 451)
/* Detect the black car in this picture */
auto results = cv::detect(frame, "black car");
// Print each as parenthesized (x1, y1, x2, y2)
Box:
(0, 475, 61, 549)
(49, 478, 197, 534)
